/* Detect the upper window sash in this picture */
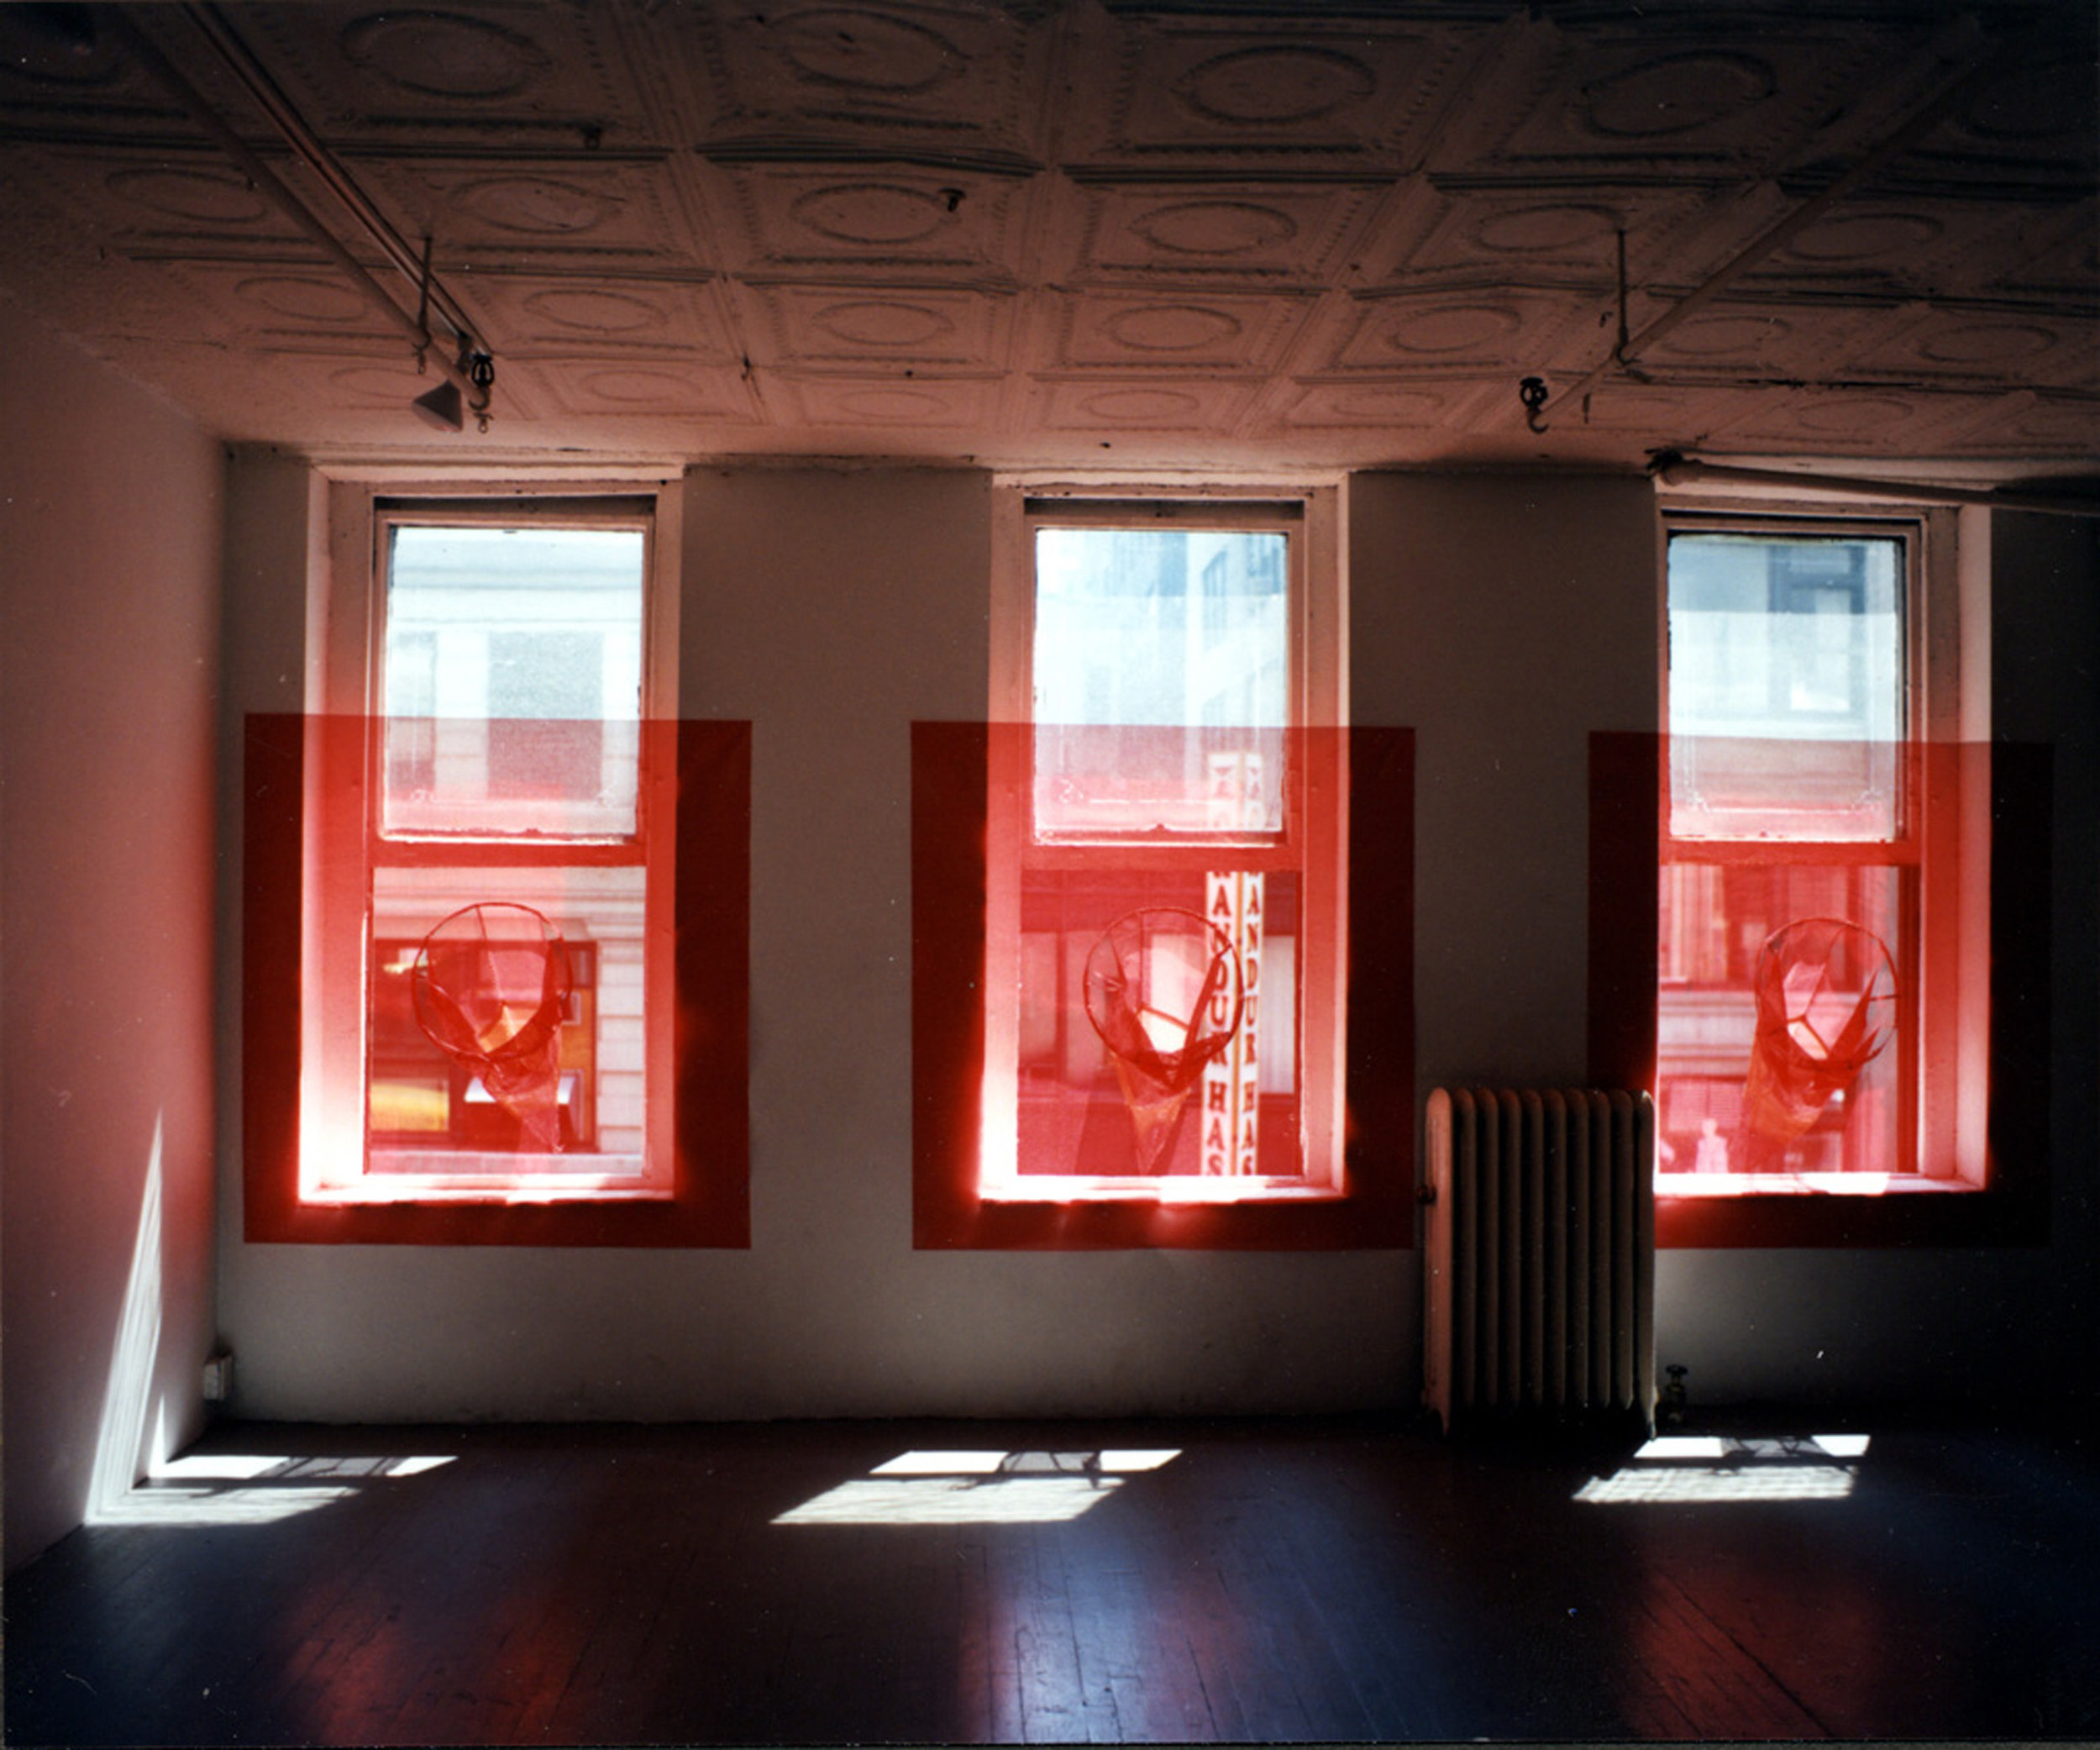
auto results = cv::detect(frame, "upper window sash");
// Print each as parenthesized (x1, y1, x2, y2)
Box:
(1663, 518, 1919, 848)
(1002, 497, 1314, 855)
(368, 502, 661, 850)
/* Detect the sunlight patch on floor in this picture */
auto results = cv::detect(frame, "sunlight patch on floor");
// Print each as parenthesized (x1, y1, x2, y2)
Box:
(92, 1453, 460, 1527)
(777, 1448, 1181, 1526)
(1576, 1433, 1871, 1505)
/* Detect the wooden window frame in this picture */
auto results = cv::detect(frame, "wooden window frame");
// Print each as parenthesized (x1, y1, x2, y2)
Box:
(1648, 503, 2005, 1232)
(977, 486, 1349, 1209)
(244, 481, 751, 1247)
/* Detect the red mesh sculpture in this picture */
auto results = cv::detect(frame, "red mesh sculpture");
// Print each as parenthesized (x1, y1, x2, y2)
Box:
(1744, 917, 1898, 1145)
(1082, 907, 1244, 1172)
(411, 902, 573, 1152)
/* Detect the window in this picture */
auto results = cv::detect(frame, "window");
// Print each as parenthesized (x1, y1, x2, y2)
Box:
(979, 493, 1349, 1209)
(1656, 515, 1982, 1200)
(244, 487, 750, 1245)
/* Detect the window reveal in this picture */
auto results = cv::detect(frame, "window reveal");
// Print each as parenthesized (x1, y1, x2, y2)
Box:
(1657, 522, 1975, 1197)
(980, 498, 1345, 1205)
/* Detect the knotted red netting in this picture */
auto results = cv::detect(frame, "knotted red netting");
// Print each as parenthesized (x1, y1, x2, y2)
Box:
(1082, 907, 1244, 1172)
(1744, 916, 1898, 1143)
(411, 901, 573, 1152)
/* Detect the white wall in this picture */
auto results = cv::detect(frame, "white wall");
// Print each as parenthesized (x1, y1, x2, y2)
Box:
(208, 463, 2097, 1425)
(1, 307, 224, 1568)
(1642, 510, 2099, 1411)
(1349, 472, 1660, 1087)
(215, 465, 1410, 1421)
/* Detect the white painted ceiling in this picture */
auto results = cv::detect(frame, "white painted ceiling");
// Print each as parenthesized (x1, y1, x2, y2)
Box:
(1, 1, 2094, 480)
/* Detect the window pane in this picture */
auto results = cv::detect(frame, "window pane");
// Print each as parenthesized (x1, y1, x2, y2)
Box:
(1032, 528, 1288, 838)
(1014, 867, 1299, 1180)
(1657, 862, 1905, 1185)
(1668, 533, 1903, 840)
(366, 862, 647, 1175)
(381, 525, 645, 838)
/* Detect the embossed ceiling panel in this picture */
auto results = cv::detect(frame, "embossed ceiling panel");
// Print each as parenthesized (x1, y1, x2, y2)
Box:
(462, 276, 739, 360)
(16, 145, 309, 251)
(1378, 181, 1732, 292)
(1276, 376, 1498, 434)
(157, 257, 411, 344)
(1328, 289, 1591, 376)
(776, 370, 1006, 431)
(0, 0, 2092, 476)
(358, 155, 701, 269)
(1906, 45, 2100, 190)
(1452, 24, 1910, 180)
(1853, 305, 2100, 392)
(1072, 13, 1481, 166)
(696, 1, 1048, 152)
(748, 281, 1017, 369)
(0, 8, 184, 136)
(703, 160, 1032, 276)
(238, 3, 661, 144)
(1629, 298, 1889, 385)
(1974, 197, 2100, 300)
(1940, 391, 2100, 456)
(1049, 286, 1315, 371)
(1034, 373, 1260, 434)
(522, 357, 762, 423)
(1067, 179, 1387, 282)
(1722, 385, 1988, 455)
(1543, 377, 1778, 448)
(1746, 197, 2063, 301)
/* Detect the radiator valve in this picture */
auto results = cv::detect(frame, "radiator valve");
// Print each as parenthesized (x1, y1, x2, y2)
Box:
(1662, 1364, 1689, 1426)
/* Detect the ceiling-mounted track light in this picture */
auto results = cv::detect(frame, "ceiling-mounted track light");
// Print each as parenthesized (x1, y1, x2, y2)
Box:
(411, 378, 464, 434)
(412, 346, 495, 433)
(107, 5, 498, 433)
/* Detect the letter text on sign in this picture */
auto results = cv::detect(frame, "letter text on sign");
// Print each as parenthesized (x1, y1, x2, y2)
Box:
(1203, 753, 1264, 1176)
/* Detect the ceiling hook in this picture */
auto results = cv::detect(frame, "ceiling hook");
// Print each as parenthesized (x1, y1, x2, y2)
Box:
(1520, 376, 1550, 434)
(467, 350, 496, 434)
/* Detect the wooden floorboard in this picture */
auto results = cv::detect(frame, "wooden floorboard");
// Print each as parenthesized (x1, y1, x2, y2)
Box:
(6, 1413, 2098, 1745)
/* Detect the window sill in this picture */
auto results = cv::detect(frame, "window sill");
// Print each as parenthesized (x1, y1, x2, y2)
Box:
(979, 1178, 1347, 1207)
(1657, 1170, 1981, 1198)
(301, 1180, 675, 1207)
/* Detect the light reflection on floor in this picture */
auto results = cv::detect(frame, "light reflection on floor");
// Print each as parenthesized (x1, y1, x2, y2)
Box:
(776, 1448, 1181, 1526)
(1576, 1433, 1871, 1505)
(89, 1453, 459, 1527)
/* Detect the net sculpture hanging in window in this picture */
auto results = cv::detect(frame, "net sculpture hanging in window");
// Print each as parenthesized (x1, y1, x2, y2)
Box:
(1744, 916, 1898, 1150)
(411, 902, 575, 1153)
(1081, 906, 1245, 1173)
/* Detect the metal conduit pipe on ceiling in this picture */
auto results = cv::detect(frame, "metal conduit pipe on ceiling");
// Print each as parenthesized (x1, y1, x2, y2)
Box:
(105, 3, 492, 420)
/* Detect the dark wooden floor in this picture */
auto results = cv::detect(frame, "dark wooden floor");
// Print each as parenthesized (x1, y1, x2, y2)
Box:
(6, 1411, 2097, 1745)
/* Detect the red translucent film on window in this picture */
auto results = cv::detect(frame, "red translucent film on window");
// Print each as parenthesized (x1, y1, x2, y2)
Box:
(1656, 735, 1924, 1190)
(1590, 733, 2052, 1247)
(913, 720, 1415, 1251)
(1658, 863, 1906, 1181)
(244, 712, 752, 1247)
(1669, 731, 1905, 841)
(1032, 723, 1287, 841)
(369, 707, 657, 1170)
(1017, 869, 1299, 1180)
(384, 715, 643, 840)
(367, 875, 641, 1170)
(1009, 721, 1316, 1184)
